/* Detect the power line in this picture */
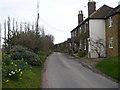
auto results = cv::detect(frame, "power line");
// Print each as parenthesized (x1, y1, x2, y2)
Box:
(39, 16, 69, 32)
(37, 0, 69, 33)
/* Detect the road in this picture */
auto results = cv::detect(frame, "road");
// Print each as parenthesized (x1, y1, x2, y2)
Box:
(42, 52, 118, 88)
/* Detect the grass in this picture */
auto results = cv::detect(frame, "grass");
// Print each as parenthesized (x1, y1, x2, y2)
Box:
(53, 49, 68, 53)
(39, 51, 52, 63)
(96, 56, 120, 80)
(2, 66, 41, 88)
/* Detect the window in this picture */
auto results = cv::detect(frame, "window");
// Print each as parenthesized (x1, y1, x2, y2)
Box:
(79, 40, 82, 48)
(109, 37, 113, 48)
(84, 40, 86, 50)
(109, 17, 112, 27)
(79, 27, 81, 34)
(86, 21, 88, 24)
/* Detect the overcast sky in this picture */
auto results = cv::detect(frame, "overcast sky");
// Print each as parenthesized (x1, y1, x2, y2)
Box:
(0, 0, 119, 44)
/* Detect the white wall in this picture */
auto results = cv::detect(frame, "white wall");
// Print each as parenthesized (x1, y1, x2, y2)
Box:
(89, 19, 106, 58)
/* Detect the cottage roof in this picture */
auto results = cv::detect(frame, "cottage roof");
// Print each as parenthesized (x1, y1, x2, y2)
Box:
(89, 5, 113, 19)
(105, 5, 120, 18)
(71, 5, 120, 33)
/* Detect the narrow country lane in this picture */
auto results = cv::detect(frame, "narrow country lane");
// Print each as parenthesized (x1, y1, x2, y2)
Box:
(42, 52, 118, 88)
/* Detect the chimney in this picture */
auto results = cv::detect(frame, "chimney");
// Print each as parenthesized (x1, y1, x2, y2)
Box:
(118, 1, 120, 5)
(78, 10, 83, 25)
(88, 0, 96, 16)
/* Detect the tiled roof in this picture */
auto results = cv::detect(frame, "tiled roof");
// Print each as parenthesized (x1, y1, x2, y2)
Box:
(105, 5, 120, 18)
(89, 5, 113, 19)
(71, 5, 120, 32)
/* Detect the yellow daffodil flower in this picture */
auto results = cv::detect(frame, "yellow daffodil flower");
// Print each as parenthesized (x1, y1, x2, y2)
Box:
(18, 69, 21, 71)
(5, 80, 9, 83)
(20, 72, 23, 74)
(11, 62, 14, 65)
(14, 64, 17, 66)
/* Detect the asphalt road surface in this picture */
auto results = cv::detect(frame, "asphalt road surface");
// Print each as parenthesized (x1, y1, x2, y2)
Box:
(42, 52, 118, 88)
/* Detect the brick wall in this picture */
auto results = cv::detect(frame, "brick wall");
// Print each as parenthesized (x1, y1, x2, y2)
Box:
(105, 14, 120, 57)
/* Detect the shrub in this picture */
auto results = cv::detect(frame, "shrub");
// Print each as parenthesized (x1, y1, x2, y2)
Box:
(2, 56, 29, 81)
(10, 45, 41, 66)
(78, 50, 86, 57)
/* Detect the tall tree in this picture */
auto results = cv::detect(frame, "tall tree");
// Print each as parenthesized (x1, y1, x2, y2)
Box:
(4, 20, 7, 49)
(13, 18, 15, 32)
(7, 17, 11, 49)
(20, 22, 22, 32)
(36, 0, 40, 35)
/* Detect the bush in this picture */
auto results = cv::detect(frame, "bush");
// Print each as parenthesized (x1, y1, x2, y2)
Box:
(78, 50, 86, 57)
(2, 55, 29, 82)
(10, 45, 41, 66)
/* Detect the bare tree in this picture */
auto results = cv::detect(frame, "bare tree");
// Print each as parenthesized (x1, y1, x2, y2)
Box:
(16, 21, 18, 33)
(90, 38, 105, 58)
(13, 18, 15, 31)
(20, 22, 23, 32)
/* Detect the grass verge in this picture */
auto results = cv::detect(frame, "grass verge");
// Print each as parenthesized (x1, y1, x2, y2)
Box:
(2, 66, 41, 88)
(96, 56, 120, 80)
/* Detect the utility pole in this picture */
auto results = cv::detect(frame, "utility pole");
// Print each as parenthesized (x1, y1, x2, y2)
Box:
(36, 0, 40, 35)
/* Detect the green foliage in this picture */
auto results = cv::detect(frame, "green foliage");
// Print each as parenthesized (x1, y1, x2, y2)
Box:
(78, 50, 86, 57)
(10, 45, 41, 66)
(96, 56, 120, 80)
(2, 55, 29, 82)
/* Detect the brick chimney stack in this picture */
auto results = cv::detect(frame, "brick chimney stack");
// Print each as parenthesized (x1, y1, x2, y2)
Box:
(88, 0, 96, 16)
(78, 10, 83, 25)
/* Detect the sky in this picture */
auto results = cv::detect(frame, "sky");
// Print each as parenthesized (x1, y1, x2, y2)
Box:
(0, 0, 119, 44)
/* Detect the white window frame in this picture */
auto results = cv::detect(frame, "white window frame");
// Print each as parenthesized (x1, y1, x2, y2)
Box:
(109, 17, 112, 28)
(84, 40, 86, 50)
(109, 37, 113, 48)
(79, 40, 82, 48)
(79, 27, 81, 34)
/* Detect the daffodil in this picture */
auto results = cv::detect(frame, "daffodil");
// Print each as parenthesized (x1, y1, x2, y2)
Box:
(11, 71, 15, 74)
(11, 62, 14, 65)
(14, 64, 17, 66)
(18, 69, 21, 71)
(5, 80, 9, 83)
(20, 72, 23, 74)
(9, 73, 12, 76)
